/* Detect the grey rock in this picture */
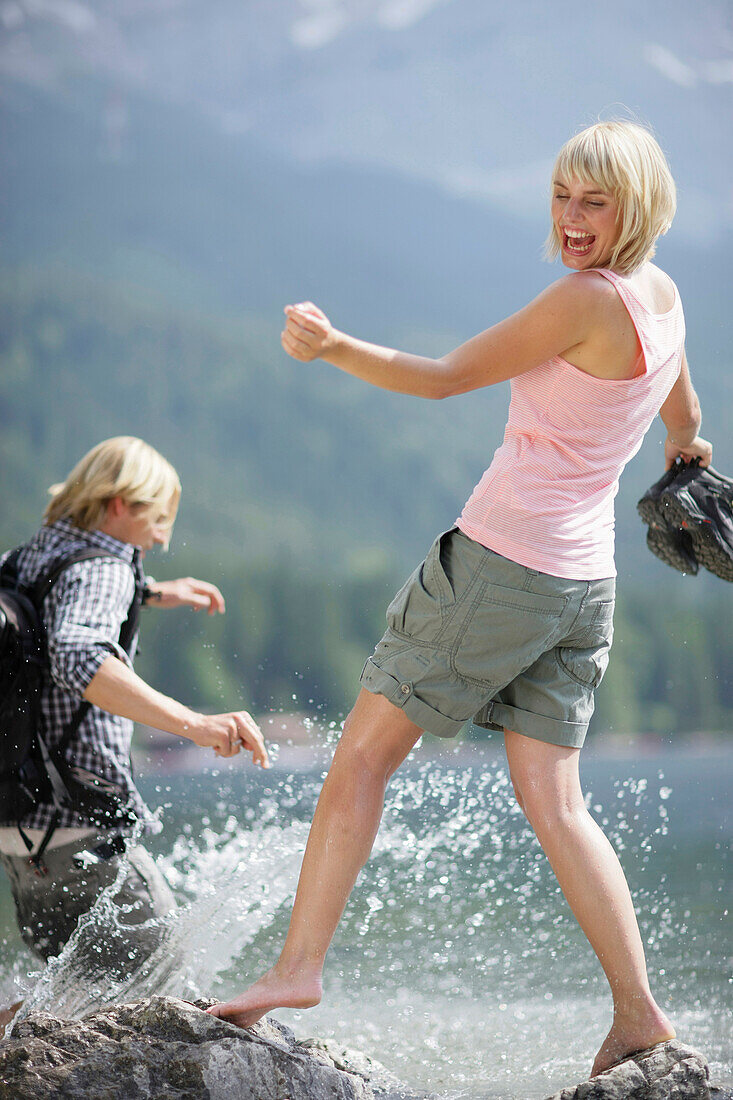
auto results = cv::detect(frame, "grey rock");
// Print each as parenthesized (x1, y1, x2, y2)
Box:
(298, 1038, 407, 1094)
(0, 995, 432, 1100)
(543, 1040, 713, 1100)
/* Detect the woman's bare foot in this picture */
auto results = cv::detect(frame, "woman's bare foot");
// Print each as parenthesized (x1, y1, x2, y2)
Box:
(591, 1001, 675, 1077)
(206, 966, 322, 1030)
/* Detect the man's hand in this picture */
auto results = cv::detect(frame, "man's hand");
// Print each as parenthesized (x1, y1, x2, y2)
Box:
(85, 657, 270, 768)
(281, 302, 338, 362)
(147, 577, 226, 615)
(184, 710, 270, 768)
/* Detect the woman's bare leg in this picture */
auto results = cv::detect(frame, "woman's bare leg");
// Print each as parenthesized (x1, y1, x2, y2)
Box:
(504, 728, 675, 1077)
(208, 689, 422, 1028)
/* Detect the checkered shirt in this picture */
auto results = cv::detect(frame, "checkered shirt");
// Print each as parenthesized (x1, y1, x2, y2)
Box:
(1, 519, 156, 833)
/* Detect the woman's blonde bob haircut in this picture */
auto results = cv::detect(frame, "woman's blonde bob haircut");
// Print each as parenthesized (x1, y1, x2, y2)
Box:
(545, 121, 677, 275)
(45, 436, 181, 536)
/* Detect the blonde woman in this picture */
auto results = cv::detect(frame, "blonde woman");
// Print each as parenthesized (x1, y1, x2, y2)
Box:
(210, 122, 710, 1076)
(0, 437, 268, 1030)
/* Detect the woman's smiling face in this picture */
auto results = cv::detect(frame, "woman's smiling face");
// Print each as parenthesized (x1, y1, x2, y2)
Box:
(551, 177, 621, 271)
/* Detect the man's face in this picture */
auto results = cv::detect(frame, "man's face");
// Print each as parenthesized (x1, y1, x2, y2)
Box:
(108, 499, 176, 553)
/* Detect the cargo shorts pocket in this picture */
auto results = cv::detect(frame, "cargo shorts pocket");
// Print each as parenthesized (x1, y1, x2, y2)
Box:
(556, 642, 611, 688)
(386, 530, 457, 641)
(452, 582, 567, 686)
(556, 599, 614, 688)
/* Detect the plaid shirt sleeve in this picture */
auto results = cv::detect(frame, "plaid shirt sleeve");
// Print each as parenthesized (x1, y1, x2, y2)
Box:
(44, 557, 136, 698)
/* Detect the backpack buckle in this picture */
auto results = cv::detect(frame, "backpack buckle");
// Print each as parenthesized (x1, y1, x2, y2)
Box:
(28, 854, 48, 877)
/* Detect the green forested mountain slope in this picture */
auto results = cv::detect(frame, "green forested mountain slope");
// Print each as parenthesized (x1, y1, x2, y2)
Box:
(0, 80, 542, 335)
(2, 80, 731, 577)
(3, 270, 733, 739)
(2, 264, 729, 580)
(2, 81, 732, 737)
(0, 268, 509, 568)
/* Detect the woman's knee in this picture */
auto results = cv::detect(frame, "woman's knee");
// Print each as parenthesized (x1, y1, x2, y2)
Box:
(505, 728, 584, 830)
(335, 713, 379, 777)
(509, 766, 584, 835)
(336, 690, 422, 779)
(510, 770, 544, 826)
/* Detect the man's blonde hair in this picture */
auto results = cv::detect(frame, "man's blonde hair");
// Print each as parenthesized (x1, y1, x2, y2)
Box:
(545, 121, 677, 275)
(45, 437, 181, 534)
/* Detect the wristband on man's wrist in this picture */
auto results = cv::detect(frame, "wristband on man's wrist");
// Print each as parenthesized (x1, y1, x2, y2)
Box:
(142, 581, 163, 604)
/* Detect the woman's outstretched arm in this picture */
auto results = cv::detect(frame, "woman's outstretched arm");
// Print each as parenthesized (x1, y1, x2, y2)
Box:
(281, 274, 605, 398)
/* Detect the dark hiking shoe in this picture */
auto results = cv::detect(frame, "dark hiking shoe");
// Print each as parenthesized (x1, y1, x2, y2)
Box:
(637, 460, 699, 575)
(645, 522, 698, 575)
(659, 463, 733, 582)
(637, 460, 686, 528)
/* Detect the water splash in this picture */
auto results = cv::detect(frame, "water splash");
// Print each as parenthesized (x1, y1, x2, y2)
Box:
(13, 811, 310, 1024)
(3, 749, 730, 1097)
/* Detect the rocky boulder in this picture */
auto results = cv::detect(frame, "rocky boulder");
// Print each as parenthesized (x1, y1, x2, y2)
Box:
(543, 1039, 726, 1100)
(0, 998, 728, 1100)
(0, 995, 432, 1100)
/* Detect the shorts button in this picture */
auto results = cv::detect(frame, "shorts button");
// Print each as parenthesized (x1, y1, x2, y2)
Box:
(400, 682, 411, 695)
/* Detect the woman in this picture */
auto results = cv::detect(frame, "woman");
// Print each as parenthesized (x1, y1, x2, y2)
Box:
(209, 122, 711, 1076)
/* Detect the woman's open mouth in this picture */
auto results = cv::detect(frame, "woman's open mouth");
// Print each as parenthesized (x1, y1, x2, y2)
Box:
(563, 229, 595, 256)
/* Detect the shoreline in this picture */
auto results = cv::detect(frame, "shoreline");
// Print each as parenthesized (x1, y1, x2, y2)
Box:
(132, 727, 733, 777)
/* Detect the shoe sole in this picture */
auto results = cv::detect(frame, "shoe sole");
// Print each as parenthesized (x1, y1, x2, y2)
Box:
(636, 463, 688, 530)
(660, 491, 733, 582)
(637, 495, 663, 528)
(638, 472, 699, 575)
(646, 525, 698, 575)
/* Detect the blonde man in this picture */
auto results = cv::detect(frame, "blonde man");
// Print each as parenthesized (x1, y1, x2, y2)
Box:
(0, 437, 268, 1026)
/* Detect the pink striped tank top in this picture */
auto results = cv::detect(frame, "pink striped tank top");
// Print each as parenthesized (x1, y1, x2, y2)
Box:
(456, 269, 685, 579)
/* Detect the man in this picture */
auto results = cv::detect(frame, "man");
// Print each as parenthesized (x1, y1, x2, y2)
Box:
(0, 436, 268, 1029)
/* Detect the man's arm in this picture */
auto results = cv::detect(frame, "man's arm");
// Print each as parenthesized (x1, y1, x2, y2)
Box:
(83, 656, 269, 766)
(46, 557, 137, 697)
(47, 558, 269, 767)
(143, 576, 225, 615)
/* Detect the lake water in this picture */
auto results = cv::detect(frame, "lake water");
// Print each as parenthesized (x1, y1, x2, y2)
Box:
(0, 740, 730, 1099)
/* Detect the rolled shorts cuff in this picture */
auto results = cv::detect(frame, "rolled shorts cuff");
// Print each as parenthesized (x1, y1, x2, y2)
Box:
(360, 657, 465, 739)
(478, 701, 588, 749)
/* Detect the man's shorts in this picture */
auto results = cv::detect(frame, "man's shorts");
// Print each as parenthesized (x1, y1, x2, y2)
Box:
(0, 833, 175, 972)
(360, 528, 615, 749)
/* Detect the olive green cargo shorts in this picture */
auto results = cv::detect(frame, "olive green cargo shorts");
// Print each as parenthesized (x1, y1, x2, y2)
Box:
(360, 528, 615, 748)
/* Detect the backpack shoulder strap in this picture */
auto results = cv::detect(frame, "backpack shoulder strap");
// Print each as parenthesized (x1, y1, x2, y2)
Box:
(0, 547, 24, 587)
(36, 546, 143, 770)
(32, 548, 120, 607)
(35, 546, 144, 659)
